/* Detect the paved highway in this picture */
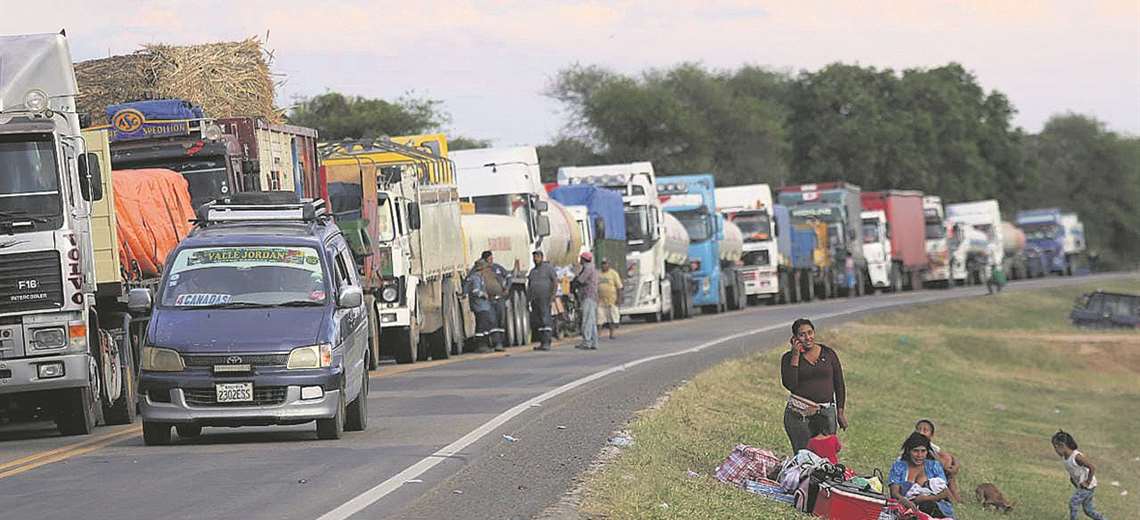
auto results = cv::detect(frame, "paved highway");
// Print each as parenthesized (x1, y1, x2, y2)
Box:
(0, 275, 1124, 519)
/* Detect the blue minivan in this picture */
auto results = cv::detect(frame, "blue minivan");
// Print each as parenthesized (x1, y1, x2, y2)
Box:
(133, 198, 371, 445)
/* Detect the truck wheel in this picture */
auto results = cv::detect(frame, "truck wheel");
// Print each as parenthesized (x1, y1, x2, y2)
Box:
(176, 424, 203, 438)
(391, 326, 419, 365)
(104, 314, 137, 425)
(856, 271, 865, 296)
(516, 291, 531, 345)
(805, 273, 815, 302)
(316, 381, 346, 440)
(449, 291, 465, 355)
(56, 386, 101, 436)
(345, 354, 369, 432)
(142, 421, 172, 445)
(426, 283, 453, 360)
(366, 296, 381, 370)
(890, 264, 903, 292)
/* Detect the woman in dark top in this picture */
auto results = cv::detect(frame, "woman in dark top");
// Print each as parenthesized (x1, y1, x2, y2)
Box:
(780, 318, 847, 452)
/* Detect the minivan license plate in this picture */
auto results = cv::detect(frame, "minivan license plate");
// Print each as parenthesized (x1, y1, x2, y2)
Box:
(216, 382, 253, 403)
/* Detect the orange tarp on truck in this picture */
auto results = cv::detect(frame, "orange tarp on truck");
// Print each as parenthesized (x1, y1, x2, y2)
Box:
(113, 169, 195, 279)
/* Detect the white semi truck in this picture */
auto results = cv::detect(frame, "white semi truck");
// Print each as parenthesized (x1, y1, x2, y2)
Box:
(921, 196, 968, 287)
(861, 209, 893, 291)
(947, 199, 1004, 285)
(452, 147, 580, 345)
(0, 33, 142, 435)
(557, 162, 693, 321)
(716, 184, 783, 304)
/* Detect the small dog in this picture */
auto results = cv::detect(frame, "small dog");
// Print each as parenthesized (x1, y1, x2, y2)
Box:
(975, 483, 1015, 512)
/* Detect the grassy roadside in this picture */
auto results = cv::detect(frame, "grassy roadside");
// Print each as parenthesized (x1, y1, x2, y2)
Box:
(578, 277, 1140, 519)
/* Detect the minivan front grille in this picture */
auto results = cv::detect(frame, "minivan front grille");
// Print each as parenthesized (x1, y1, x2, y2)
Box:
(182, 354, 289, 368)
(0, 251, 65, 314)
(183, 386, 288, 407)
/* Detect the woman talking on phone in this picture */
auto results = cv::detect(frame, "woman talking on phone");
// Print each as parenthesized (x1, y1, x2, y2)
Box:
(780, 318, 848, 452)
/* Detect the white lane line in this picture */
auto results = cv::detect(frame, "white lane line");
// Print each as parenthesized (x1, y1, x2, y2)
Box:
(315, 296, 928, 520)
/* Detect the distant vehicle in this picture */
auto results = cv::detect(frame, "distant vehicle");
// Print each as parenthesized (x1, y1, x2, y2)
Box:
(946, 199, 1004, 285)
(921, 196, 968, 287)
(1071, 291, 1139, 329)
(861, 191, 927, 292)
(1016, 208, 1086, 276)
(137, 198, 371, 444)
(716, 184, 784, 305)
(778, 182, 867, 298)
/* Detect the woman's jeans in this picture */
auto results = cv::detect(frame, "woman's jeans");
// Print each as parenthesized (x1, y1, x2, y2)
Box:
(783, 404, 837, 453)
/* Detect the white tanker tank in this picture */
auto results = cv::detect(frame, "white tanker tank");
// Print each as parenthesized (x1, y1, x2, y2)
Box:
(461, 213, 532, 272)
(1001, 221, 1026, 256)
(539, 196, 583, 268)
(661, 211, 691, 266)
(720, 218, 745, 264)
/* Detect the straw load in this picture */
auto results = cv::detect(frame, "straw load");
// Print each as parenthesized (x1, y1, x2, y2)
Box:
(75, 37, 282, 125)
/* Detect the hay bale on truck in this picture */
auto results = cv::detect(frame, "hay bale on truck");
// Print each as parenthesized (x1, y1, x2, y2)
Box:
(74, 37, 280, 125)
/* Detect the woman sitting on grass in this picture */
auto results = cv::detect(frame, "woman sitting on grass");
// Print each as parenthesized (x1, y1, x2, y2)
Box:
(889, 432, 955, 518)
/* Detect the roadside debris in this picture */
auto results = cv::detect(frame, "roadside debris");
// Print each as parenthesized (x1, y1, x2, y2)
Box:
(405, 479, 423, 484)
(556, 425, 567, 430)
(452, 490, 463, 495)
(502, 434, 518, 443)
(607, 434, 634, 447)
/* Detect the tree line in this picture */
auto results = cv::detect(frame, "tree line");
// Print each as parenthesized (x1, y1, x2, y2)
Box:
(288, 63, 1140, 268)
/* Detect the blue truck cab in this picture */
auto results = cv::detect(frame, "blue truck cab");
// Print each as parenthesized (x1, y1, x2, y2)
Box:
(658, 174, 738, 310)
(1016, 208, 1085, 275)
(135, 197, 371, 445)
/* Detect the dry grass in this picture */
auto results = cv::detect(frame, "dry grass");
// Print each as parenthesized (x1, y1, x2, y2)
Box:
(75, 38, 281, 124)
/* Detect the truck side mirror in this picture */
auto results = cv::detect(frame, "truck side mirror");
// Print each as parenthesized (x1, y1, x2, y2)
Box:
(78, 153, 104, 202)
(127, 288, 153, 313)
(534, 199, 549, 212)
(407, 202, 421, 230)
(536, 215, 551, 237)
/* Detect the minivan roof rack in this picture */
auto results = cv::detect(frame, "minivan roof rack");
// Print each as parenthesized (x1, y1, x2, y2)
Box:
(196, 196, 329, 225)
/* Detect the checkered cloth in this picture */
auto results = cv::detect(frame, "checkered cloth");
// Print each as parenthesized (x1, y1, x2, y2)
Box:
(715, 444, 783, 486)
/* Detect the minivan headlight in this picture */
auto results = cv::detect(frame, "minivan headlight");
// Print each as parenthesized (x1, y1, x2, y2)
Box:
(32, 328, 67, 350)
(141, 346, 185, 372)
(287, 344, 333, 369)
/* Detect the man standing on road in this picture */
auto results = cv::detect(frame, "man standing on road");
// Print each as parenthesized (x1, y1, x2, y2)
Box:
(464, 259, 496, 353)
(574, 252, 600, 350)
(481, 250, 510, 350)
(597, 258, 624, 340)
(527, 250, 558, 351)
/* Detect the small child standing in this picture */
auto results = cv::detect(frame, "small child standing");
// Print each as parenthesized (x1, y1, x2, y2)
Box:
(1052, 430, 1108, 520)
(806, 413, 841, 464)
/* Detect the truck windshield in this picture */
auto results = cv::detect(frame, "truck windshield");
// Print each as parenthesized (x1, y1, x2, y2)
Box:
(675, 210, 712, 242)
(862, 219, 880, 243)
(0, 133, 63, 228)
(1022, 223, 1061, 241)
(376, 196, 396, 241)
(925, 221, 946, 239)
(730, 211, 771, 240)
(161, 246, 328, 307)
(625, 206, 651, 243)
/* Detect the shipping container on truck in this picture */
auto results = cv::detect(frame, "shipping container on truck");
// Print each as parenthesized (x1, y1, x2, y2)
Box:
(777, 182, 867, 298)
(658, 174, 747, 314)
(860, 191, 927, 292)
(716, 184, 784, 305)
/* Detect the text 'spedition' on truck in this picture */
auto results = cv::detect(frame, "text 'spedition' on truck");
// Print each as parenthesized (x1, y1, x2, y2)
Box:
(0, 33, 144, 435)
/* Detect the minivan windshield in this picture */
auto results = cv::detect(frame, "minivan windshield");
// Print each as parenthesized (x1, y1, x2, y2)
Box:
(162, 246, 328, 308)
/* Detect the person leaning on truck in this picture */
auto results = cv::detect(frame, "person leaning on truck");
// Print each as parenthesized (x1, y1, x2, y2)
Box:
(527, 250, 559, 351)
(780, 318, 848, 453)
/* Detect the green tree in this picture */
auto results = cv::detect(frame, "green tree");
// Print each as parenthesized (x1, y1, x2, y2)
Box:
(448, 136, 493, 151)
(537, 136, 603, 182)
(288, 91, 448, 140)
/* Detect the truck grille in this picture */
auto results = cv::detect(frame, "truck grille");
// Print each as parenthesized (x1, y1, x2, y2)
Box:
(183, 354, 289, 368)
(183, 386, 288, 407)
(0, 251, 65, 314)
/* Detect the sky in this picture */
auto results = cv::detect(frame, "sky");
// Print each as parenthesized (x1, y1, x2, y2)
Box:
(3, 0, 1138, 145)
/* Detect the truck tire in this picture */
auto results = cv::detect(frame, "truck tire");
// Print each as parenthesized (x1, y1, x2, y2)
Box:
(316, 380, 346, 440)
(345, 353, 369, 432)
(449, 291, 465, 355)
(56, 386, 101, 436)
(805, 272, 816, 302)
(391, 326, 419, 365)
(855, 271, 865, 296)
(366, 297, 381, 370)
(516, 291, 531, 345)
(142, 421, 172, 446)
(821, 269, 832, 300)
(103, 314, 137, 426)
(890, 264, 903, 293)
(503, 297, 516, 347)
(426, 281, 453, 360)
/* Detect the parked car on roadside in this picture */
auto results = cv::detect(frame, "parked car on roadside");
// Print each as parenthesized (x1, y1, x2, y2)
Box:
(134, 195, 372, 445)
(1070, 290, 1139, 329)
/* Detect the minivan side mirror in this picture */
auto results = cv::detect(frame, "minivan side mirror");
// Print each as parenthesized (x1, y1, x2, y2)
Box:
(78, 153, 104, 202)
(407, 202, 421, 230)
(338, 286, 364, 308)
(127, 287, 153, 313)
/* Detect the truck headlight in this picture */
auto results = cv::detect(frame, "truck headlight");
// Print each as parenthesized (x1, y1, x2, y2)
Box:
(381, 285, 399, 303)
(24, 89, 49, 112)
(141, 346, 185, 372)
(287, 344, 333, 369)
(31, 328, 67, 350)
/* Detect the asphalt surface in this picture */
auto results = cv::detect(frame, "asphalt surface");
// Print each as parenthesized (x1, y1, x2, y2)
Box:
(0, 274, 1127, 520)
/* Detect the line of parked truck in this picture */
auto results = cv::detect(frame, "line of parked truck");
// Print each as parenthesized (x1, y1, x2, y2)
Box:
(0, 32, 1089, 439)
